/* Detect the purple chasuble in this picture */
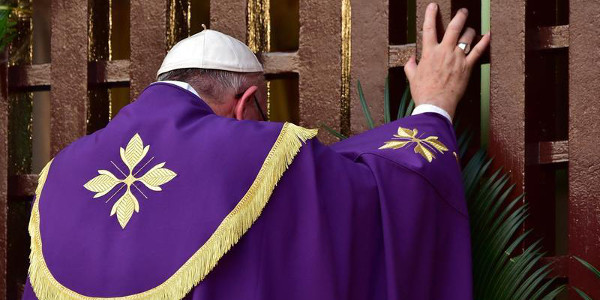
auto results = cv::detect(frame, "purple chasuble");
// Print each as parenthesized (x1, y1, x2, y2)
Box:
(23, 83, 472, 300)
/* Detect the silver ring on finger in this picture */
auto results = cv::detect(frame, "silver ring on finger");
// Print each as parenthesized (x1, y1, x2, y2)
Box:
(457, 42, 470, 55)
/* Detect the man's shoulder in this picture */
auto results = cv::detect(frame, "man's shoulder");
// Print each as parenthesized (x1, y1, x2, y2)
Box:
(30, 118, 318, 299)
(332, 113, 457, 169)
(330, 113, 466, 214)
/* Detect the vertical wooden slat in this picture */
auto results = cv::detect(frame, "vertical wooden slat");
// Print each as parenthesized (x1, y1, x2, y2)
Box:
(130, 0, 167, 99)
(350, 0, 387, 134)
(298, 0, 341, 143)
(50, 0, 88, 156)
(210, 0, 247, 43)
(489, 0, 526, 196)
(568, 0, 600, 297)
(0, 50, 8, 300)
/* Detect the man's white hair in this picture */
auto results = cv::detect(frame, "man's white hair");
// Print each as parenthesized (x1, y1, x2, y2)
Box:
(157, 68, 265, 103)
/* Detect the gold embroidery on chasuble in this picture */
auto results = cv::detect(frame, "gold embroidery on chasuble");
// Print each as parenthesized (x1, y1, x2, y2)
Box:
(379, 126, 449, 162)
(83, 133, 177, 229)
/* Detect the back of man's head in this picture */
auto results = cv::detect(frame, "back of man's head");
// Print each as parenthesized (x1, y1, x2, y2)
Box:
(157, 68, 264, 104)
(156, 29, 267, 120)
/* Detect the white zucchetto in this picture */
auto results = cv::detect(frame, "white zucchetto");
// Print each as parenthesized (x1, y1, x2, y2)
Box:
(157, 29, 264, 78)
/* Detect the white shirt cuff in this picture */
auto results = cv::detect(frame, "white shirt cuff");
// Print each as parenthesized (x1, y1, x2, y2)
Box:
(411, 104, 453, 124)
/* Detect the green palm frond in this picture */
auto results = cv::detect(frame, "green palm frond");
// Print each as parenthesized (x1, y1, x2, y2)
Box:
(320, 124, 347, 140)
(406, 100, 415, 116)
(397, 83, 413, 119)
(573, 287, 592, 300)
(539, 284, 566, 300)
(357, 80, 374, 129)
(571, 256, 600, 299)
(464, 151, 563, 299)
(384, 76, 391, 123)
(454, 117, 474, 158)
(575, 256, 600, 279)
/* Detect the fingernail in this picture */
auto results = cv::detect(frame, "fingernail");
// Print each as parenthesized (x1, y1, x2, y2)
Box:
(429, 3, 437, 10)
(461, 8, 468, 15)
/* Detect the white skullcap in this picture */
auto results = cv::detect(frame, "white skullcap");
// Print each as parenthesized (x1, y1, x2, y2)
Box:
(157, 29, 264, 78)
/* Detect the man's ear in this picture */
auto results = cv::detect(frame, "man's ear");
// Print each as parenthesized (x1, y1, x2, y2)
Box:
(234, 85, 258, 120)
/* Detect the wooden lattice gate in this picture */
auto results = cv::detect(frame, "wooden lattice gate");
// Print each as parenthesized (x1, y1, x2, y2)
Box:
(1, 0, 599, 298)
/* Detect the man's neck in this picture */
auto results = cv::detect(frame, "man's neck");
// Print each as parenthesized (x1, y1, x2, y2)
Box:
(155, 80, 201, 99)
(153, 80, 235, 117)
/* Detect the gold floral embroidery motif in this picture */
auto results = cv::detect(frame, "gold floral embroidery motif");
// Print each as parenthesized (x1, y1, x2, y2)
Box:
(379, 126, 449, 162)
(84, 133, 177, 229)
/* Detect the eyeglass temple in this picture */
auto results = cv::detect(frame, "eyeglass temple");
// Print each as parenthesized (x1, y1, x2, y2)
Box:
(254, 96, 267, 121)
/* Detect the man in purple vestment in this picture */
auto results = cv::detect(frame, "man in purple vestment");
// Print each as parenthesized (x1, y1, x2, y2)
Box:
(23, 3, 490, 299)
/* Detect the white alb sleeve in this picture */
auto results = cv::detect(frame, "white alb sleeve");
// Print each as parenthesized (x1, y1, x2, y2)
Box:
(411, 104, 453, 124)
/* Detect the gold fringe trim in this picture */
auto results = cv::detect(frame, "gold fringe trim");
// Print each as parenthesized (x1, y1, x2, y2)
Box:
(28, 123, 318, 300)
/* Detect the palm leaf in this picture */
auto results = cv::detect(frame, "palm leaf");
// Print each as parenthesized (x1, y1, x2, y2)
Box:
(573, 287, 593, 300)
(571, 256, 600, 298)
(574, 256, 600, 279)
(357, 80, 374, 129)
(537, 282, 565, 300)
(464, 148, 562, 299)
(514, 262, 553, 299)
(406, 100, 415, 116)
(457, 128, 473, 158)
(397, 83, 413, 119)
(321, 124, 347, 140)
(453, 117, 473, 158)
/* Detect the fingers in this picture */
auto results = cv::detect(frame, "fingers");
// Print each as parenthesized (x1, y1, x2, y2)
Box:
(441, 8, 469, 48)
(455, 27, 476, 55)
(466, 32, 491, 67)
(404, 54, 417, 82)
(422, 3, 439, 52)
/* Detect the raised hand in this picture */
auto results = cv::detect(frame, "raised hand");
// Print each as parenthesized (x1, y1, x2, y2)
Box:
(404, 2, 491, 119)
